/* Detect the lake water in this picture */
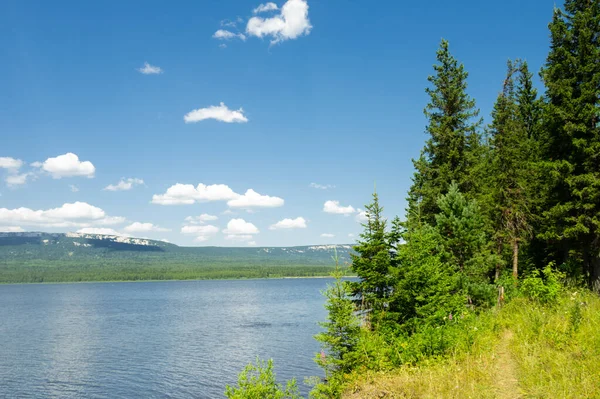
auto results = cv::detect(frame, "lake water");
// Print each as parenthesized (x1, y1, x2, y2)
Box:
(0, 278, 331, 398)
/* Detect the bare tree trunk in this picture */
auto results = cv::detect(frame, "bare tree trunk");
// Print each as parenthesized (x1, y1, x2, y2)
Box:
(512, 239, 519, 282)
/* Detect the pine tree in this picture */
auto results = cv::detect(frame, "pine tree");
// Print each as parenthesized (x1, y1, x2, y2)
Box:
(488, 61, 534, 281)
(315, 257, 361, 376)
(539, 1, 600, 287)
(408, 39, 482, 225)
(347, 191, 393, 322)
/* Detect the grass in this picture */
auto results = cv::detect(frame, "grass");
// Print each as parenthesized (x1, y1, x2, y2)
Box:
(341, 289, 600, 399)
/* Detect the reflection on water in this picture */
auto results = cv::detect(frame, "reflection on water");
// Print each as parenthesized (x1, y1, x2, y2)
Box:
(0, 278, 330, 398)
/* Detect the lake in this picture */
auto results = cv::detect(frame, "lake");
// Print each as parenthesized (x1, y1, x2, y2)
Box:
(0, 278, 331, 398)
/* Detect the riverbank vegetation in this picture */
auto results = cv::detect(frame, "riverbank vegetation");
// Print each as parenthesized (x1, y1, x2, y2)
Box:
(227, 1, 600, 397)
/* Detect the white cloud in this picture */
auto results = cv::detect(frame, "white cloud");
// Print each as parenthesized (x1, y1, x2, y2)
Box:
(227, 189, 284, 209)
(225, 234, 254, 242)
(223, 218, 259, 235)
(5, 173, 31, 187)
(0, 202, 124, 229)
(138, 62, 163, 75)
(104, 178, 144, 192)
(323, 200, 356, 215)
(321, 233, 335, 238)
(348, 233, 355, 238)
(247, 241, 257, 246)
(181, 225, 220, 235)
(182, 224, 220, 243)
(30, 161, 42, 168)
(253, 2, 278, 13)
(69, 185, 79, 192)
(0, 226, 24, 232)
(0, 157, 23, 171)
(152, 183, 239, 205)
(310, 182, 335, 190)
(269, 217, 307, 230)
(184, 102, 248, 124)
(39, 153, 95, 179)
(76, 227, 127, 236)
(246, 0, 312, 44)
(213, 29, 246, 41)
(123, 222, 170, 233)
(355, 209, 368, 223)
(185, 214, 218, 224)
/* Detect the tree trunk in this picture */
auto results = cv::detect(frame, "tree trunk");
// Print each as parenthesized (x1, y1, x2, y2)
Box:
(512, 239, 519, 282)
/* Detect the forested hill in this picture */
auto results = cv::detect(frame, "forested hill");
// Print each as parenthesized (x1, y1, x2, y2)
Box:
(0, 232, 353, 283)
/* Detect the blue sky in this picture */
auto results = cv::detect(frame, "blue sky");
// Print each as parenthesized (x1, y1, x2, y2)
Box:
(0, 0, 558, 246)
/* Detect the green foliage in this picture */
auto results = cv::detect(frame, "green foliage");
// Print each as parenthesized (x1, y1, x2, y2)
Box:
(539, 0, 600, 286)
(408, 39, 482, 225)
(347, 192, 394, 320)
(520, 263, 565, 304)
(391, 222, 465, 332)
(225, 358, 302, 399)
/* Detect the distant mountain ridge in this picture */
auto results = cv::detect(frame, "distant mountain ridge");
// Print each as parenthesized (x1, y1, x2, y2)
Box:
(0, 231, 353, 264)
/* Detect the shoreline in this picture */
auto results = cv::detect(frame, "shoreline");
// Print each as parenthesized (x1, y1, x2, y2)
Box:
(0, 274, 357, 286)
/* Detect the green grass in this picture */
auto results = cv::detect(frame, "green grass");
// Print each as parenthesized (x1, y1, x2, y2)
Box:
(341, 289, 600, 399)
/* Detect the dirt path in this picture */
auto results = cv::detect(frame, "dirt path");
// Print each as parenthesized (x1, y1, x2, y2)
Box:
(494, 330, 520, 399)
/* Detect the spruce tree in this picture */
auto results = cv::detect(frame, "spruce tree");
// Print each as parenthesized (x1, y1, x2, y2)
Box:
(488, 61, 534, 281)
(348, 191, 393, 322)
(408, 39, 482, 225)
(539, 1, 600, 287)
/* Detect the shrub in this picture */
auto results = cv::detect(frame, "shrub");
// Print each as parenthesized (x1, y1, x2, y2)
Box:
(225, 358, 302, 399)
(520, 263, 565, 304)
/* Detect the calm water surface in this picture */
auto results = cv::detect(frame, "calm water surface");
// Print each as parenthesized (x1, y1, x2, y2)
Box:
(0, 278, 331, 398)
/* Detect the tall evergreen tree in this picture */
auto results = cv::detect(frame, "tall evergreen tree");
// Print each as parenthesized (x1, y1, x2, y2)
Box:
(408, 39, 482, 225)
(539, 1, 600, 287)
(348, 191, 393, 322)
(489, 61, 534, 280)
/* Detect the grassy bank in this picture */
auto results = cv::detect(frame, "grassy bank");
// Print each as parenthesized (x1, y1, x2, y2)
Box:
(341, 289, 600, 398)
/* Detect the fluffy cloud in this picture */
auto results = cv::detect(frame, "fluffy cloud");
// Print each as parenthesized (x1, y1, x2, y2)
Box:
(310, 182, 335, 190)
(181, 225, 220, 235)
(182, 224, 220, 243)
(185, 214, 218, 224)
(123, 222, 170, 233)
(104, 178, 144, 191)
(0, 226, 24, 232)
(5, 173, 31, 187)
(323, 200, 356, 215)
(213, 29, 246, 41)
(253, 2, 278, 13)
(321, 233, 335, 238)
(138, 62, 163, 75)
(223, 218, 259, 235)
(38, 153, 95, 179)
(76, 227, 127, 236)
(246, 0, 312, 44)
(69, 185, 79, 192)
(0, 202, 124, 229)
(227, 189, 284, 208)
(269, 217, 307, 230)
(184, 102, 248, 123)
(355, 209, 368, 223)
(0, 157, 23, 171)
(152, 183, 239, 205)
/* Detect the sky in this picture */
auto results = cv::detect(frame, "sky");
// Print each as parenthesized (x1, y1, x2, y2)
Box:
(0, 0, 560, 247)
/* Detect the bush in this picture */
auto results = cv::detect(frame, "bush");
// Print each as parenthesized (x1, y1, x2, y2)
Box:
(520, 263, 565, 304)
(225, 358, 302, 399)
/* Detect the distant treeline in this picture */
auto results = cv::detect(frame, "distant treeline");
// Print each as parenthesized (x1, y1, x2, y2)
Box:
(0, 260, 348, 283)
